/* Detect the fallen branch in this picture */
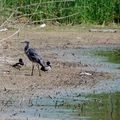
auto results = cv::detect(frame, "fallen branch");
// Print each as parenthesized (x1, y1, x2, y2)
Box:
(89, 29, 117, 33)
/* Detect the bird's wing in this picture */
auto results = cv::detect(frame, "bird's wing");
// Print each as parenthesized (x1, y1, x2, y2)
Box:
(27, 48, 46, 67)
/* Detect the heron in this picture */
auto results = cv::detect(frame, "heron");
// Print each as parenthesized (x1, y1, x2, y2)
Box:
(12, 58, 24, 70)
(21, 41, 51, 76)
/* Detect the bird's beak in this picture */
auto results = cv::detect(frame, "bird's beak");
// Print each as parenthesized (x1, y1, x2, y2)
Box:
(21, 41, 29, 44)
(21, 41, 25, 43)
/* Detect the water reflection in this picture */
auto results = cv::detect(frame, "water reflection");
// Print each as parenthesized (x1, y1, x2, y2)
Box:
(20, 92, 120, 120)
(72, 93, 120, 120)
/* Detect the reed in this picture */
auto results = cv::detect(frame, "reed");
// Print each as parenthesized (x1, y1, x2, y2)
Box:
(1, 0, 120, 25)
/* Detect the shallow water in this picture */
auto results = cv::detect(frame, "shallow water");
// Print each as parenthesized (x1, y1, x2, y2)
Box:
(53, 45, 120, 73)
(94, 47, 120, 65)
(1, 92, 120, 120)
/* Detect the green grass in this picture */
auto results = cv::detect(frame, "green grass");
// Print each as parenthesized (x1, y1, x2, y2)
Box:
(1, 0, 120, 25)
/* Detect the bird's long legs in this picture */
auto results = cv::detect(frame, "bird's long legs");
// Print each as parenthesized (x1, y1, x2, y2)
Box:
(31, 63, 41, 76)
(31, 63, 34, 76)
(37, 64, 41, 76)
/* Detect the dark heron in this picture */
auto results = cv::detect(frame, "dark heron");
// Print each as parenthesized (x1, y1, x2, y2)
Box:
(21, 41, 51, 76)
(12, 58, 24, 70)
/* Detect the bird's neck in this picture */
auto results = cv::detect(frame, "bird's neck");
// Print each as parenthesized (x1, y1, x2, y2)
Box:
(25, 43, 29, 52)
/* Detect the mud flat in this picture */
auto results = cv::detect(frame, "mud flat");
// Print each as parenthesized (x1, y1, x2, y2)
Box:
(0, 28, 120, 120)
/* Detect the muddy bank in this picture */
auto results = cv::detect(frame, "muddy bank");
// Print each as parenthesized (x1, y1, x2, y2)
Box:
(0, 27, 120, 119)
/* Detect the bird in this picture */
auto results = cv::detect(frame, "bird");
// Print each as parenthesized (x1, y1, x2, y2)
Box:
(12, 58, 24, 70)
(21, 41, 51, 76)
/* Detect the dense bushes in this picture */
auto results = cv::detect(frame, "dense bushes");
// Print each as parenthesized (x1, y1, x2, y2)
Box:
(3, 0, 120, 25)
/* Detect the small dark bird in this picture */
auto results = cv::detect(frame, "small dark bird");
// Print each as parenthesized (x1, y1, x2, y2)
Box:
(12, 58, 24, 70)
(21, 41, 51, 76)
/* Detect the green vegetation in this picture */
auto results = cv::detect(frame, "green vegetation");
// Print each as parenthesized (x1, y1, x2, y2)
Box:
(82, 92, 120, 120)
(58, 92, 120, 120)
(95, 48, 120, 64)
(1, 0, 120, 25)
